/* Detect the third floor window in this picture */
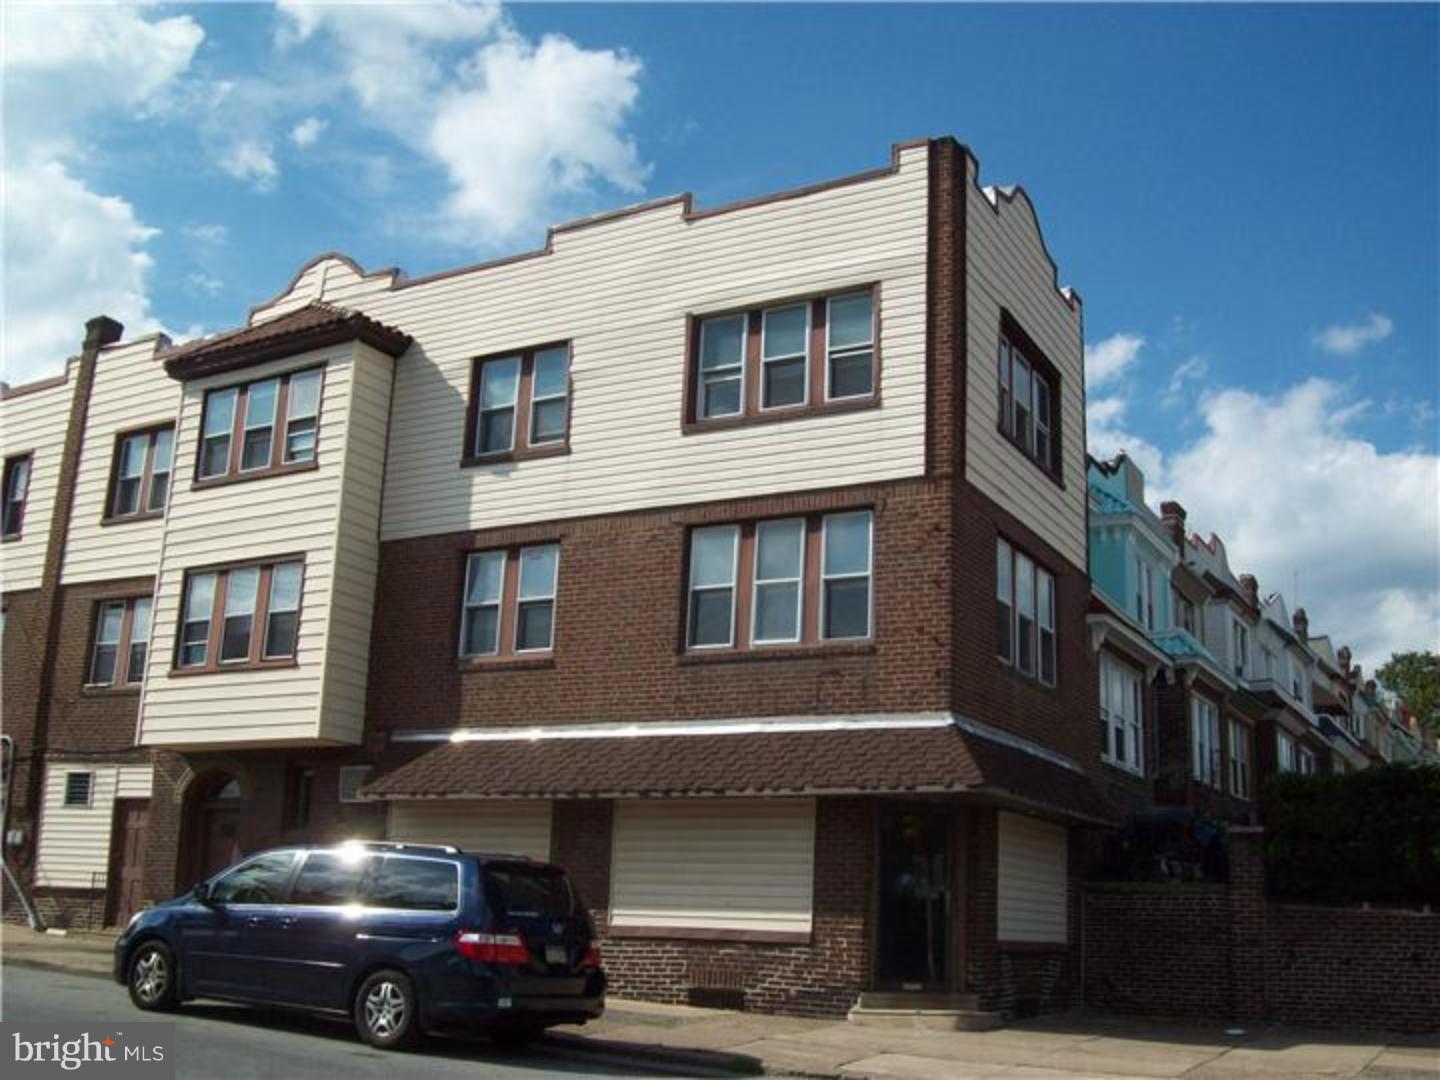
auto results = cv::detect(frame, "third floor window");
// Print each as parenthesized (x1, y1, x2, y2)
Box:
(108, 425, 174, 519)
(197, 368, 323, 482)
(996, 318, 1059, 478)
(465, 345, 571, 464)
(2, 453, 31, 538)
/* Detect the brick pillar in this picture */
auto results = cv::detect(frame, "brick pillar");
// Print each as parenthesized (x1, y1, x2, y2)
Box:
(1228, 825, 1267, 1023)
(967, 806, 1002, 1009)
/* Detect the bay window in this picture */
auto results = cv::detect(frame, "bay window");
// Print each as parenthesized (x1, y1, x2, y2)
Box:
(1191, 697, 1222, 788)
(1229, 719, 1251, 799)
(1100, 655, 1144, 774)
(176, 560, 305, 671)
(197, 368, 324, 482)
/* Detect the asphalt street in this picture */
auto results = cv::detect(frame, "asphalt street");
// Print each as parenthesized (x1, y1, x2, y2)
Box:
(1, 966, 710, 1079)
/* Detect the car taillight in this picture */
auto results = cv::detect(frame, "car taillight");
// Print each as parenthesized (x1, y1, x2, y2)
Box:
(455, 930, 530, 965)
(582, 942, 602, 968)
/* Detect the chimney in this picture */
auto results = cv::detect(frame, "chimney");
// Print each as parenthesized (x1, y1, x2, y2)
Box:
(1160, 501, 1188, 550)
(1292, 607, 1309, 639)
(1337, 645, 1352, 673)
(1238, 573, 1259, 607)
(84, 315, 124, 352)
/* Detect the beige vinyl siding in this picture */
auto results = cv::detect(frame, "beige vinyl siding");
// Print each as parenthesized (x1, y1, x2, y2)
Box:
(138, 345, 361, 748)
(34, 763, 152, 889)
(62, 336, 179, 583)
(997, 811, 1069, 944)
(610, 799, 815, 934)
(318, 343, 394, 744)
(0, 368, 78, 591)
(388, 800, 552, 860)
(964, 165, 1088, 571)
(249, 145, 930, 543)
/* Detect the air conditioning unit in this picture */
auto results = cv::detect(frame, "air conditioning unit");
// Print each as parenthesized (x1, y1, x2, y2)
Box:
(338, 765, 374, 804)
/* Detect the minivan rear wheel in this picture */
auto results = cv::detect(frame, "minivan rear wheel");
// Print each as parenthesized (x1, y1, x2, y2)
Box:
(354, 969, 419, 1050)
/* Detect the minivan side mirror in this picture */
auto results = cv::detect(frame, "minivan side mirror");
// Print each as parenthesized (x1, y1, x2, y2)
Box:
(191, 882, 214, 906)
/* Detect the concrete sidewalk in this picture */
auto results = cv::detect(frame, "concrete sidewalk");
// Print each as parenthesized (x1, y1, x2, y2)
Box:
(4, 924, 1436, 1078)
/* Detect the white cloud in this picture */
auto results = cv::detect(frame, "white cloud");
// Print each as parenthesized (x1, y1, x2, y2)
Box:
(1162, 354, 1209, 407)
(1084, 332, 1144, 389)
(290, 116, 328, 148)
(182, 223, 230, 247)
(1313, 312, 1394, 356)
(1086, 392, 1166, 484)
(219, 138, 279, 190)
(1, 161, 163, 383)
(2, 5, 202, 381)
(186, 273, 225, 298)
(274, 0, 649, 244)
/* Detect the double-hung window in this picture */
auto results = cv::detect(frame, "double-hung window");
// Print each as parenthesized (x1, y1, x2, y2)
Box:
(1191, 697, 1222, 788)
(1277, 730, 1297, 772)
(1229, 719, 1251, 799)
(1136, 559, 1155, 630)
(1298, 747, 1317, 775)
(1231, 618, 1249, 678)
(2, 453, 32, 538)
(685, 510, 873, 652)
(996, 539, 1056, 686)
(197, 369, 324, 481)
(87, 596, 152, 687)
(109, 426, 175, 519)
(996, 321, 1058, 476)
(1099, 654, 1144, 774)
(690, 288, 876, 424)
(459, 544, 560, 658)
(176, 560, 305, 671)
(467, 345, 571, 461)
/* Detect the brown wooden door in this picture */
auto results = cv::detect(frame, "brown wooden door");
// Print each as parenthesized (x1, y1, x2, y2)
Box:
(106, 800, 149, 926)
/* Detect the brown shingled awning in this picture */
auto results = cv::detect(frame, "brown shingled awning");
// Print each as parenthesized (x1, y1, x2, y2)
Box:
(162, 302, 411, 380)
(361, 725, 1115, 825)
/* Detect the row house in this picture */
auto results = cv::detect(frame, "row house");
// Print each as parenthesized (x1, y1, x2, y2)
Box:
(0, 137, 1114, 1020)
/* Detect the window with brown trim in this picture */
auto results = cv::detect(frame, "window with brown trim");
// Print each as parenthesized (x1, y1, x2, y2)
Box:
(997, 537, 1056, 686)
(464, 344, 571, 465)
(2, 453, 32, 538)
(685, 510, 872, 651)
(175, 559, 305, 671)
(87, 595, 152, 687)
(196, 368, 323, 483)
(687, 288, 877, 427)
(996, 316, 1060, 479)
(107, 425, 174, 520)
(459, 543, 559, 658)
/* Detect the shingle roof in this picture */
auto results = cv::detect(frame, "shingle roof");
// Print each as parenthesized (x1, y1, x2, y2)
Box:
(162, 302, 410, 380)
(360, 724, 1115, 825)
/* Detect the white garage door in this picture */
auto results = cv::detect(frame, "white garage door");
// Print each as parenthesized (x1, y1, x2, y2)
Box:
(387, 800, 552, 861)
(997, 811, 1069, 943)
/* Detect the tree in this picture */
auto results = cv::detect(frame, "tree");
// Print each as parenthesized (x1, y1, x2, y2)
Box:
(1377, 651, 1440, 736)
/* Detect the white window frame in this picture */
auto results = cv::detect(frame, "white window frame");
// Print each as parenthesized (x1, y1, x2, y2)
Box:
(514, 543, 560, 653)
(759, 303, 809, 412)
(1100, 654, 1144, 775)
(475, 356, 522, 457)
(751, 517, 804, 645)
(697, 315, 746, 419)
(819, 510, 872, 641)
(460, 550, 508, 657)
(219, 567, 260, 664)
(1298, 747, 1317, 776)
(1191, 697, 1222, 788)
(1277, 730, 1297, 772)
(687, 524, 740, 649)
(239, 377, 280, 473)
(199, 388, 238, 480)
(824, 291, 875, 402)
(1229, 719, 1251, 799)
(283, 369, 323, 464)
(262, 563, 303, 661)
(526, 346, 571, 447)
(996, 539, 1014, 664)
(1232, 618, 1249, 678)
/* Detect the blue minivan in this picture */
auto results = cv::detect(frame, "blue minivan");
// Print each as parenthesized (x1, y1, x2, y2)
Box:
(113, 841, 605, 1049)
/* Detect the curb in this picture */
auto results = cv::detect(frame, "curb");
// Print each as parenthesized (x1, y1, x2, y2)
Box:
(3, 957, 113, 982)
(544, 1030, 768, 1076)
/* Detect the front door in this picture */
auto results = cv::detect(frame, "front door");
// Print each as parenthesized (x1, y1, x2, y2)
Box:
(200, 807, 241, 879)
(875, 805, 953, 991)
(106, 800, 148, 926)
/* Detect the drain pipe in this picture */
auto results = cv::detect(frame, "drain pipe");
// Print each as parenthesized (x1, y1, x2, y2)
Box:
(0, 736, 46, 929)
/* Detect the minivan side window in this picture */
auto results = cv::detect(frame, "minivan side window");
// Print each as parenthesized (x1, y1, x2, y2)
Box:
(365, 856, 459, 912)
(210, 852, 296, 904)
(290, 851, 372, 906)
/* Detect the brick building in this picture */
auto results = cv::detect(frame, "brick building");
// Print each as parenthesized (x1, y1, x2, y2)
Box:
(2, 137, 1122, 1019)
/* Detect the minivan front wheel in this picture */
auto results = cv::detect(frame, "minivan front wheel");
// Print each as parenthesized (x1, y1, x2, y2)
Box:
(355, 969, 419, 1050)
(128, 941, 179, 1012)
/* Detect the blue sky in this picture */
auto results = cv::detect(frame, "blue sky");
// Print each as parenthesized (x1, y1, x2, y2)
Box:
(3, 1, 1437, 668)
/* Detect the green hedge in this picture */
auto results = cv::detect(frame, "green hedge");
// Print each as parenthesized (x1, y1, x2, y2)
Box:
(1262, 764, 1440, 906)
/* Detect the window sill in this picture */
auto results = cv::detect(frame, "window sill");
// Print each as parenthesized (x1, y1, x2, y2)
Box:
(606, 924, 812, 946)
(1100, 757, 1144, 779)
(192, 460, 319, 490)
(1, 533, 22, 544)
(997, 940, 1069, 953)
(997, 660, 1059, 695)
(457, 654, 556, 673)
(995, 424, 1065, 489)
(683, 394, 879, 435)
(678, 641, 876, 666)
(99, 510, 164, 527)
(169, 658, 299, 677)
(80, 684, 141, 697)
(461, 443, 570, 468)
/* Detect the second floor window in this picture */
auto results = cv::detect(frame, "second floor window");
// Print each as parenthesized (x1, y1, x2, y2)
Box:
(1100, 654, 1143, 775)
(1191, 697, 1222, 788)
(198, 369, 323, 482)
(109, 426, 174, 519)
(1298, 746, 1317, 775)
(1277, 729, 1297, 772)
(1135, 558, 1156, 630)
(2, 453, 31, 538)
(467, 345, 571, 461)
(690, 289, 876, 424)
(997, 324, 1057, 476)
(1229, 719, 1251, 799)
(686, 510, 872, 650)
(1231, 618, 1249, 678)
(87, 596, 152, 687)
(997, 538, 1056, 685)
(177, 560, 304, 671)
(460, 543, 560, 657)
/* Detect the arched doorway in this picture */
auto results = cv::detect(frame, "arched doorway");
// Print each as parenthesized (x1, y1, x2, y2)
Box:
(180, 772, 244, 886)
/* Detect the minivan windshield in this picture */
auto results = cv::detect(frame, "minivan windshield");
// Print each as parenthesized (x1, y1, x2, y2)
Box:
(484, 864, 577, 918)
